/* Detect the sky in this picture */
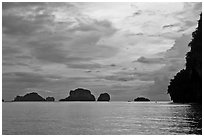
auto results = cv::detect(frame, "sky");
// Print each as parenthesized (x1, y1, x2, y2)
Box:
(2, 2, 202, 101)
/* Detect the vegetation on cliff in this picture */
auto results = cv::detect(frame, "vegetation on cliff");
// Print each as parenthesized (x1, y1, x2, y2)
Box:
(168, 14, 202, 103)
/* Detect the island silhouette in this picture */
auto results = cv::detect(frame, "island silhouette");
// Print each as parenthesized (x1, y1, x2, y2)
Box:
(13, 92, 47, 102)
(12, 88, 112, 102)
(97, 93, 110, 101)
(134, 97, 150, 102)
(59, 88, 96, 101)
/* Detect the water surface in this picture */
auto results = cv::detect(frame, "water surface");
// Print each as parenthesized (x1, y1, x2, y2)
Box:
(2, 102, 202, 135)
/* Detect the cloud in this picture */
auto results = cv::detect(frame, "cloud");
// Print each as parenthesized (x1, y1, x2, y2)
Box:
(2, 13, 53, 36)
(135, 56, 165, 64)
(2, 2, 45, 10)
(2, 46, 22, 56)
(133, 10, 142, 16)
(2, 2, 201, 101)
(67, 63, 102, 69)
(26, 88, 54, 93)
(103, 75, 136, 82)
(3, 72, 62, 84)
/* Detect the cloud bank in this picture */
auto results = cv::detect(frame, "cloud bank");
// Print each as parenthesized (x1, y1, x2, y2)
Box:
(2, 2, 201, 101)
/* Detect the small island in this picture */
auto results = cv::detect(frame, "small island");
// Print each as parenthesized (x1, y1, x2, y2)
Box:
(45, 97, 55, 101)
(13, 92, 56, 102)
(134, 97, 150, 102)
(97, 93, 110, 101)
(59, 88, 96, 101)
(13, 92, 46, 102)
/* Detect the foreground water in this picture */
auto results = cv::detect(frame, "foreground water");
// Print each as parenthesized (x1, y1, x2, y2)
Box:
(2, 102, 202, 135)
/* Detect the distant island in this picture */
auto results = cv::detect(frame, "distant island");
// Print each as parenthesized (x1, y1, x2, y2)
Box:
(13, 92, 55, 102)
(46, 97, 55, 101)
(97, 93, 110, 101)
(59, 88, 96, 101)
(134, 97, 150, 102)
(167, 14, 202, 103)
(11, 89, 112, 102)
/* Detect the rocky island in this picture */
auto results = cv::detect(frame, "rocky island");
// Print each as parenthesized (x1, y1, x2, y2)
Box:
(167, 14, 202, 103)
(13, 92, 55, 102)
(59, 88, 96, 101)
(13, 92, 46, 102)
(97, 93, 110, 101)
(134, 97, 150, 102)
(45, 97, 55, 101)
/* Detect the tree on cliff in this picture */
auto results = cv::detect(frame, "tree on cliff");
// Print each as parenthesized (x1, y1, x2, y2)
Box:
(168, 14, 202, 103)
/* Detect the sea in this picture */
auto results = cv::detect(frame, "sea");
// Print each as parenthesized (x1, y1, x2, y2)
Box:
(2, 102, 202, 135)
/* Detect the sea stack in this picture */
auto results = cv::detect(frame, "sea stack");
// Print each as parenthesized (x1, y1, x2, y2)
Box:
(97, 93, 110, 101)
(59, 88, 96, 101)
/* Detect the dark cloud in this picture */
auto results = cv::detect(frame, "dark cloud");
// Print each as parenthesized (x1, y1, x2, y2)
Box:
(126, 32, 144, 37)
(110, 64, 117, 67)
(2, 3, 54, 36)
(2, 2, 45, 10)
(135, 56, 165, 64)
(67, 63, 102, 69)
(3, 14, 41, 36)
(3, 2, 119, 68)
(16, 55, 33, 60)
(2, 62, 30, 67)
(102, 75, 136, 82)
(84, 70, 92, 73)
(2, 46, 22, 56)
(162, 24, 177, 29)
(3, 72, 62, 84)
(28, 41, 92, 64)
(133, 10, 142, 16)
(70, 19, 117, 34)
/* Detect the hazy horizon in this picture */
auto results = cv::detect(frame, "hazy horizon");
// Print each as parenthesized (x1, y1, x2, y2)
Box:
(2, 2, 202, 101)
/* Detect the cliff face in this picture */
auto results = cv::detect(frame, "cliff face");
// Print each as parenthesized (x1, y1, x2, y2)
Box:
(168, 14, 202, 103)
(59, 88, 96, 101)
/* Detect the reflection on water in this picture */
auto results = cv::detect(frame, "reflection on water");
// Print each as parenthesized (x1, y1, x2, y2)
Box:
(2, 102, 202, 135)
(166, 104, 202, 134)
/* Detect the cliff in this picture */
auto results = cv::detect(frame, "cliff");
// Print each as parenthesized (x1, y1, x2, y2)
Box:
(59, 88, 96, 101)
(168, 14, 202, 103)
(97, 93, 110, 101)
(13, 92, 46, 101)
